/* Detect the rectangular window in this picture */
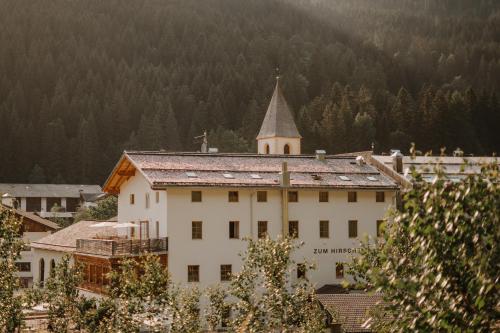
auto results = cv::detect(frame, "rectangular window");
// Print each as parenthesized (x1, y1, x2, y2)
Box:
(348, 191, 357, 202)
(348, 220, 358, 238)
(220, 265, 232, 282)
(140, 221, 149, 240)
(26, 197, 41, 212)
(257, 191, 267, 202)
(130, 224, 136, 239)
(336, 263, 344, 279)
(96, 265, 103, 285)
(297, 263, 306, 279)
(289, 221, 299, 238)
(377, 220, 385, 237)
(319, 191, 329, 202)
(376, 191, 385, 202)
(156, 221, 160, 238)
(228, 191, 239, 202)
(156, 191, 160, 203)
(188, 265, 199, 282)
(90, 265, 96, 283)
(288, 191, 298, 202)
(103, 267, 110, 286)
(130, 194, 135, 205)
(192, 221, 202, 239)
(258, 221, 268, 239)
(191, 191, 202, 202)
(319, 220, 329, 238)
(145, 193, 150, 208)
(15, 262, 31, 272)
(229, 221, 240, 239)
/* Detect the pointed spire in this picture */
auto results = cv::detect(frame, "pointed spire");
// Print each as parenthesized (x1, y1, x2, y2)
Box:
(256, 75, 301, 139)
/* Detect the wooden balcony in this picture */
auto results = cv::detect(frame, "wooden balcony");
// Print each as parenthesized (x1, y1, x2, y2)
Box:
(76, 237, 168, 257)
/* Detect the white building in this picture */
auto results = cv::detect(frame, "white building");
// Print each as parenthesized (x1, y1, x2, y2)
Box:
(65, 78, 397, 293)
(1, 198, 59, 288)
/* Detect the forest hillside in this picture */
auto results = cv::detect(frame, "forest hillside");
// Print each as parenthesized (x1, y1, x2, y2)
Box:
(0, 0, 498, 184)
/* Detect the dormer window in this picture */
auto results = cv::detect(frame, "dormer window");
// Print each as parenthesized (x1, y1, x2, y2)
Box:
(223, 173, 234, 179)
(186, 172, 197, 178)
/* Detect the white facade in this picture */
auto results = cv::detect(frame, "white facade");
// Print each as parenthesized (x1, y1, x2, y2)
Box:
(257, 136, 301, 155)
(31, 249, 71, 286)
(116, 172, 394, 289)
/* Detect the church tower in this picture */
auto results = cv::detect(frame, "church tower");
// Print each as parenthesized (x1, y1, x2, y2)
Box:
(256, 76, 301, 155)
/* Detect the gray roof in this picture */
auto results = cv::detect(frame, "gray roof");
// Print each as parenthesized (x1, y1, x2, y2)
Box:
(31, 219, 117, 253)
(371, 155, 498, 185)
(113, 152, 398, 190)
(0, 184, 102, 198)
(256, 79, 301, 139)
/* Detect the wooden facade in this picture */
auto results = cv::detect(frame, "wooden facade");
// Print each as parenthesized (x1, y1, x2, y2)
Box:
(75, 253, 168, 294)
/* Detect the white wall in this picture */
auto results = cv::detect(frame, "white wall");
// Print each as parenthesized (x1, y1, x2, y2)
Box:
(165, 187, 395, 289)
(257, 137, 301, 155)
(16, 231, 53, 286)
(31, 248, 70, 285)
(117, 172, 167, 239)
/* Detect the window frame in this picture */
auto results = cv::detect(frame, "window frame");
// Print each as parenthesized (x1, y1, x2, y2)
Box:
(258, 221, 268, 239)
(376, 220, 385, 237)
(129, 194, 135, 205)
(376, 191, 385, 203)
(336, 262, 344, 279)
(188, 265, 200, 282)
(228, 191, 239, 202)
(347, 191, 357, 203)
(319, 220, 329, 238)
(229, 221, 240, 239)
(156, 191, 160, 203)
(191, 191, 202, 202)
(257, 191, 267, 202)
(288, 191, 298, 203)
(319, 191, 329, 202)
(288, 220, 299, 238)
(220, 264, 232, 282)
(297, 263, 306, 279)
(145, 193, 150, 209)
(192, 221, 202, 240)
(348, 220, 358, 238)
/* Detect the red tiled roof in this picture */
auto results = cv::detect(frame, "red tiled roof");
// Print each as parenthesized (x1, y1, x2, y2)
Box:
(317, 293, 385, 332)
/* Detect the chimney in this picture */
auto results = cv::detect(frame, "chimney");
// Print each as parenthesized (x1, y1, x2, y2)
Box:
(453, 148, 464, 157)
(1, 193, 14, 208)
(356, 155, 366, 166)
(208, 147, 219, 154)
(315, 150, 326, 161)
(391, 150, 404, 173)
(280, 161, 290, 187)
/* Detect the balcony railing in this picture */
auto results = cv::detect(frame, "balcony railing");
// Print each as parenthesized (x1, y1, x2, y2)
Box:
(76, 237, 168, 257)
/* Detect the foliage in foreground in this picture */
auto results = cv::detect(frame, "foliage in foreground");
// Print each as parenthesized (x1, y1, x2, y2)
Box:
(349, 160, 499, 332)
(0, 206, 24, 333)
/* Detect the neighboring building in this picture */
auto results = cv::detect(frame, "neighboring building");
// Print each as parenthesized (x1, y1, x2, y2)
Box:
(0, 201, 59, 288)
(316, 286, 385, 333)
(370, 151, 499, 188)
(0, 183, 103, 218)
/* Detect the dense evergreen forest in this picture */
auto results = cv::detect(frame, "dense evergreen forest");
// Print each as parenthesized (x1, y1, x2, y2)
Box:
(0, 0, 498, 184)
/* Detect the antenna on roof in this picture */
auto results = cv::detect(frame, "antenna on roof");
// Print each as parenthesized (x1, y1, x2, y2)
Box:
(194, 130, 208, 153)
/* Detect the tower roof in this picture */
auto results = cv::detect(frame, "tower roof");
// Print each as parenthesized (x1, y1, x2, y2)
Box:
(257, 78, 301, 139)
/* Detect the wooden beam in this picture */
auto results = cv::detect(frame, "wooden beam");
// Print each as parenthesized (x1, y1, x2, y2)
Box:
(117, 170, 135, 177)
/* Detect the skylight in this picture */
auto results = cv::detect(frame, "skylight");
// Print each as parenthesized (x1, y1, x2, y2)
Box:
(339, 175, 351, 181)
(367, 176, 377, 182)
(186, 172, 197, 178)
(223, 173, 234, 179)
(250, 174, 262, 179)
